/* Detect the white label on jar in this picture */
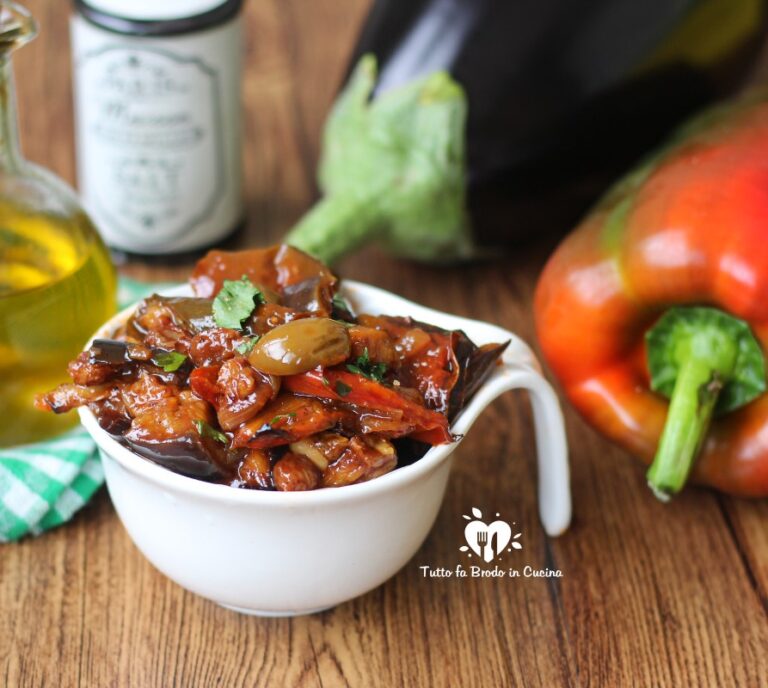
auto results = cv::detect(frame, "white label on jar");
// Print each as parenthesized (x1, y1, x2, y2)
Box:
(71, 16, 243, 253)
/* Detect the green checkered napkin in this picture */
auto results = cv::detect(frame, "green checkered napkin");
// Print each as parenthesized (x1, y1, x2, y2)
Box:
(0, 278, 175, 542)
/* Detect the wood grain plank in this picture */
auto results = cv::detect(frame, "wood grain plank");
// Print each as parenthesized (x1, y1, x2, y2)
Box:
(15, 0, 76, 184)
(720, 498, 768, 610)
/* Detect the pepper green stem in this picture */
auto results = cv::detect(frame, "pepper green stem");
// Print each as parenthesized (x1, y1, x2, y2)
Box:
(646, 316, 742, 500)
(647, 360, 729, 500)
(285, 195, 384, 265)
(645, 307, 766, 500)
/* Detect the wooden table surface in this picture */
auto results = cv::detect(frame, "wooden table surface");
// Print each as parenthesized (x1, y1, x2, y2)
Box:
(3, 2, 768, 686)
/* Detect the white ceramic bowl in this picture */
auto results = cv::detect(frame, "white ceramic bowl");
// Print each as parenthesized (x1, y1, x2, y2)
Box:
(79, 281, 571, 616)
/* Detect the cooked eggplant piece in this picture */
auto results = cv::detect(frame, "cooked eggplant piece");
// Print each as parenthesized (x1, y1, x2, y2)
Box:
(191, 245, 337, 299)
(330, 293, 356, 323)
(236, 449, 274, 489)
(67, 350, 122, 386)
(273, 452, 322, 491)
(122, 435, 225, 480)
(290, 432, 349, 471)
(90, 339, 134, 366)
(187, 329, 243, 367)
(122, 392, 228, 480)
(321, 436, 397, 487)
(281, 276, 335, 316)
(234, 394, 343, 450)
(78, 339, 192, 387)
(450, 342, 510, 416)
(164, 297, 216, 333)
(347, 325, 396, 365)
(127, 295, 215, 340)
(391, 437, 432, 467)
(34, 382, 113, 414)
(214, 358, 279, 430)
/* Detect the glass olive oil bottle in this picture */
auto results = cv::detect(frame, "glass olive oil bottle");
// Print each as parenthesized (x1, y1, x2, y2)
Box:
(0, 2, 115, 446)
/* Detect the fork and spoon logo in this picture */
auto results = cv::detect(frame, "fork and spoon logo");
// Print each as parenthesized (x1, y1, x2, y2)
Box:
(460, 507, 522, 563)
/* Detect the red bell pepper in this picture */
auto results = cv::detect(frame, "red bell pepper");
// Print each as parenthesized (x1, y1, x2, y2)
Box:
(535, 94, 768, 499)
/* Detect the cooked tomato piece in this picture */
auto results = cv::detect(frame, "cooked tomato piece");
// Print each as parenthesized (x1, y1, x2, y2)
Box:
(189, 366, 220, 406)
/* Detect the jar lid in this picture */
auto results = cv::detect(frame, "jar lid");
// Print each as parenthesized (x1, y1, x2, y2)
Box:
(75, 0, 242, 35)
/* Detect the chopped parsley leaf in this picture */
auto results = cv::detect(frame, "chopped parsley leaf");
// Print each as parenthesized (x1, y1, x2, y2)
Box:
(236, 336, 260, 355)
(346, 347, 387, 383)
(194, 419, 227, 444)
(153, 350, 187, 372)
(270, 412, 297, 426)
(213, 276, 265, 330)
(335, 380, 352, 397)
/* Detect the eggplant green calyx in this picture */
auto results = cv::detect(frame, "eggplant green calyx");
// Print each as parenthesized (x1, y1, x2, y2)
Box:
(645, 306, 766, 501)
(284, 54, 473, 264)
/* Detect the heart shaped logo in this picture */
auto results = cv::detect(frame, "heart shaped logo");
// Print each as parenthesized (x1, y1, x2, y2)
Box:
(460, 508, 522, 562)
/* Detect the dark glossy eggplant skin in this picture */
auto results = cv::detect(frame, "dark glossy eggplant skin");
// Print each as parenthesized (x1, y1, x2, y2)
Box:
(87, 339, 191, 385)
(449, 341, 509, 418)
(90, 339, 135, 366)
(126, 296, 215, 339)
(163, 297, 217, 333)
(121, 435, 225, 480)
(281, 276, 335, 316)
(351, 0, 767, 246)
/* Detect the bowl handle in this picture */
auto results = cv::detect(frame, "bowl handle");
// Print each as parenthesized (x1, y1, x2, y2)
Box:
(462, 361, 571, 536)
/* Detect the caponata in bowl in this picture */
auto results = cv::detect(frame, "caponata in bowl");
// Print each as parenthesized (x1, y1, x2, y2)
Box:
(36, 245, 507, 491)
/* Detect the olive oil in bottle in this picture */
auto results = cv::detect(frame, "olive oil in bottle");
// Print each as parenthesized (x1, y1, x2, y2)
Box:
(0, 2, 116, 446)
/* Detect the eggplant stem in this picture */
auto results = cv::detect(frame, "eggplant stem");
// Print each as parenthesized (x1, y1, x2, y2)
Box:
(285, 195, 383, 265)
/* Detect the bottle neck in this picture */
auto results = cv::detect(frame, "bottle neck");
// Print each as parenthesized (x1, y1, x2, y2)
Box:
(0, 54, 22, 172)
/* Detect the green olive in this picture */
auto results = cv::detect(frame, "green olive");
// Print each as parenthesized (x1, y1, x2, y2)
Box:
(248, 318, 351, 375)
